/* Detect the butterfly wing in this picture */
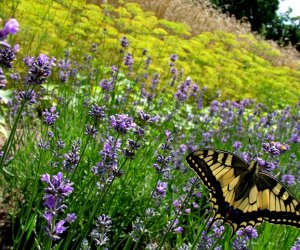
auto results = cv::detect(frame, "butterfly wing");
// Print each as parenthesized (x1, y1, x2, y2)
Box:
(186, 149, 300, 233)
(253, 172, 300, 227)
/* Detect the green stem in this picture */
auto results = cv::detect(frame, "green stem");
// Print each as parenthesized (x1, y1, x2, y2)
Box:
(191, 211, 213, 250)
(155, 180, 197, 250)
(0, 85, 35, 172)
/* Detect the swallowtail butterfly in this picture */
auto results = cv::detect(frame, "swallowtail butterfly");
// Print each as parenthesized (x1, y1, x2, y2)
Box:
(186, 149, 300, 234)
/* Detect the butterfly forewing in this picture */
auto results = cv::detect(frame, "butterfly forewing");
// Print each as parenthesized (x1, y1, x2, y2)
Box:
(186, 149, 300, 234)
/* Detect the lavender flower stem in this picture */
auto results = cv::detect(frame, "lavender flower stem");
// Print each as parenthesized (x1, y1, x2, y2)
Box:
(101, 158, 127, 204)
(156, 180, 197, 250)
(131, 176, 161, 250)
(0, 85, 35, 172)
(81, 159, 127, 241)
(209, 229, 227, 250)
(70, 126, 94, 180)
(190, 211, 213, 250)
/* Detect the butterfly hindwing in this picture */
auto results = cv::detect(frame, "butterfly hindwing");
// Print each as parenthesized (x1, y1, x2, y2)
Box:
(186, 149, 300, 234)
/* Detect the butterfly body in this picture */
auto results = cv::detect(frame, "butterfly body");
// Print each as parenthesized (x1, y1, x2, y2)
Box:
(186, 149, 300, 234)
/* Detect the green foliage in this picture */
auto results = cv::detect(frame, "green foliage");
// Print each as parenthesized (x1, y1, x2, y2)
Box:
(1, 0, 300, 106)
(263, 10, 300, 52)
(210, 0, 300, 52)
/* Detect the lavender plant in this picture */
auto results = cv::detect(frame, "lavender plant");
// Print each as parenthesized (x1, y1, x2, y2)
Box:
(0, 15, 299, 250)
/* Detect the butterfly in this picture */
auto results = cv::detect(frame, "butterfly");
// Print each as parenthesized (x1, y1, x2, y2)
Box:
(186, 149, 300, 234)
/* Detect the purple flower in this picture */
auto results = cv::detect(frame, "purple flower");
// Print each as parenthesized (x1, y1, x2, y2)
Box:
(62, 139, 81, 172)
(110, 65, 118, 76)
(170, 54, 178, 62)
(17, 90, 37, 105)
(0, 68, 7, 88)
(237, 226, 258, 239)
(38, 139, 50, 150)
(88, 104, 105, 121)
(110, 114, 136, 134)
(210, 100, 219, 115)
(95, 214, 112, 230)
(257, 158, 266, 167)
(120, 36, 129, 48)
(145, 56, 151, 68)
(41, 172, 76, 241)
(91, 214, 112, 247)
(100, 136, 121, 162)
(291, 238, 300, 250)
(99, 79, 114, 92)
(85, 124, 98, 138)
(138, 111, 160, 124)
(23, 56, 34, 66)
(56, 139, 66, 149)
(233, 226, 258, 250)
(175, 78, 192, 102)
(25, 54, 55, 85)
(262, 142, 281, 156)
(41, 172, 74, 199)
(212, 220, 225, 237)
(0, 19, 19, 46)
(129, 218, 146, 242)
(92, 136, 121, 182)
(174, 226, 183, 234)
(290, 134, 300, 143)
(66, 213, 77, 223)
(124, 53, 133, 67)
(233, 141, 242, 151)
(150, 73, 160, 91)
(43, 106, 59, 126)
(10, 72, 20, 81)
(58, 58, 71, 82)
(172, 199, 181, 209)
(0, 47, 16, 68)
(281, 174, 296, 186)
(155, 180, 168, 197)
(3, 19, 19, 35)
(122, 139, 140, 159)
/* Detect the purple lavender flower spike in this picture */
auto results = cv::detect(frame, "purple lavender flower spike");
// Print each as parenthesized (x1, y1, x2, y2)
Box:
(25, 53, 55, 85)
(99, 79, 114, 92)
(120, 36, 129, 48)
(170, 54, 178, 62)
(124, 53, 134, 68)
(3, 19, 19, 35)
(43, 106, 59, 126)
(0, 47, 16, 68)
(233, 226, 258, 250)
(110, 114, 136, 134)
(62, 139, 81, 172)
(281, 174, 296, 186)
(138, 111, 160, 124)
(174, 226, 183, 234)
(291, 238, 300, 250)
(41, 172, 76, 241)
(18, 90, 37, 105)
(90, 214, 112, 247)
(233, 141, 242, 151)
(0, 67, 7, 88)
(88, 104, 105, 121)
(85, 124, 98, 138)
(152, 180, 168, 202)
(290, 134, 300, 143)
(0, 19, 19, 43)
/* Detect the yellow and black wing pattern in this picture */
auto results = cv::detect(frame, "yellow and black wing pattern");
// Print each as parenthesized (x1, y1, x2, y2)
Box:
(186, 149, 300, 234)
